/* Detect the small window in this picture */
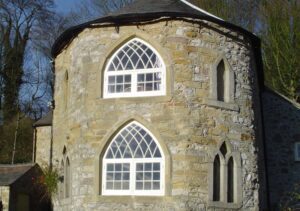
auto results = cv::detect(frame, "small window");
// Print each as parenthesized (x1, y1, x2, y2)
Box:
(227, 157, 234, 203)
(60, 148, 71, 199)
(210, 142, 241, 205)
(217, 60, 225, 102)
(213, 155, 221, 201)
(103, 38, 166, 98)
(65, 157, 70, 198)
(102, 121, 164, 195)
(295, 143, 300, 161)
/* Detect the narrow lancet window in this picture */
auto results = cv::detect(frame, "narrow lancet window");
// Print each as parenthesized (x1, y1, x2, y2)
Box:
(217, 60, 225, 102)
(65, 157, 70, 198)
(227, 157, 234, 203)
(213, 155, 221, 201)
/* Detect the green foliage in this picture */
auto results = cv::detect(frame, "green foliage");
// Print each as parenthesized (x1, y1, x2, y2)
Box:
(36, 165, 60, 199)
(262, 0, 300, 102)
(0, 114, 33, 164)
(280, 183, 300, 210)
(196, 0, 300, 103)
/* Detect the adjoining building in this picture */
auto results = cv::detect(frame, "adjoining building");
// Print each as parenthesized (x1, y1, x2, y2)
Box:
(0, 164, 51, 211)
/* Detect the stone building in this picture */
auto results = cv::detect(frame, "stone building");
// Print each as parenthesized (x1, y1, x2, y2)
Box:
(32, 0, 299, 210)
(0, 164, 51, 211)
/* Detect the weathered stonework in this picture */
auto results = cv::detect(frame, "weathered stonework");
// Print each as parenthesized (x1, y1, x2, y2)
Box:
(263, 90, 300, 210)
(35, 127, 52, 166)
(40, 18, 264, 211)
(0, 186, 9, 211)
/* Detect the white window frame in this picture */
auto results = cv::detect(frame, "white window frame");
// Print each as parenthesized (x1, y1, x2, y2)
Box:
(103, 38, 166, 99)
(102, 121, 165, 196)
(295, 143, 300, 161)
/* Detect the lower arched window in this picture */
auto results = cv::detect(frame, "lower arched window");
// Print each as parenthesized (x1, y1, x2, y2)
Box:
(102, 121, 164, 195)
(211, 142, 241, 205)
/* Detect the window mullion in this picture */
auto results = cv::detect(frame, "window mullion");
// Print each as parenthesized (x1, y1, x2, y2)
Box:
(132, 71, 137, 95)
(130, 160, 135, 194)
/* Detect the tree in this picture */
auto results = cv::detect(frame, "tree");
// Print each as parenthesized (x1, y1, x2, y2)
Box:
(261, 0, 300, 102)
(0, 0, 55, 120)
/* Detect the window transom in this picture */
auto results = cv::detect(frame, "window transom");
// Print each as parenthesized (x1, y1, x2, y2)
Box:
(102, 121, 164, 196)
(103, 38, 166, 98)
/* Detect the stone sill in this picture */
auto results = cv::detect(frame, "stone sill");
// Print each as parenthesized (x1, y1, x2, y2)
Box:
(94, 195, 171, 203)
(97, 95, 172, 104)
(203, 99, 239, 112)
(207, 201, 242, 209)
(59, 197, 71, 206)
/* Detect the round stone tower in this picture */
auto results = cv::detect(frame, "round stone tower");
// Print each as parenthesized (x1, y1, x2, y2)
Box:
(44, 0, 265, 210)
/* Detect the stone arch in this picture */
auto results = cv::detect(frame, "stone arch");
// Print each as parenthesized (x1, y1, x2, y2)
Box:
(95, 115, 171, 196)
(209, 55, 235, 103)
(96, 32, 173, 98)
(209, 141, 242, 206)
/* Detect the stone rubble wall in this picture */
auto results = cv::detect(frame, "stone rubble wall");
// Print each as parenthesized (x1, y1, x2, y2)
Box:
(262, 90, 300, 210)
(35, 126, 52, 167)
(49, 19, 262, 210)
(0, 186, 9, 211)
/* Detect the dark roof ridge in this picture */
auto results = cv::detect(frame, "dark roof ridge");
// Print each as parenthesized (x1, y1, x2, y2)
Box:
(51, 0, 260, 57)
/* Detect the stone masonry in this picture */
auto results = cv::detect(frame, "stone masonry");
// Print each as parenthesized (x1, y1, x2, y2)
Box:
(0, 186, 9, 211)
(38, 18, 265, 211)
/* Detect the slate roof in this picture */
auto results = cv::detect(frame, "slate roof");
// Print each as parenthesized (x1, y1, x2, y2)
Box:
(0, 163, 35, 186)
(33, 110, 53, 127)
(51, 0, 260, 58)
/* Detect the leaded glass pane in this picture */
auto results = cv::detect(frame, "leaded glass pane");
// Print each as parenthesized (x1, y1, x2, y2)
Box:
(105, 122, 162, 159)
(107, 39, 163, 71)
(103, 122, 164, 195)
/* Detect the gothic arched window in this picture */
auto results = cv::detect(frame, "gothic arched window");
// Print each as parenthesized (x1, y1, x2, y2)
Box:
(227, 157, 234, 203)
(217, 60, 226, 102)
(65, 157, 70, 198)
(213, 155, 221, 201)
(210, 142, 241, 205)
(103, 38, 166, 98)
(60, 148, 71, 199)
(102, 121, 164, 195)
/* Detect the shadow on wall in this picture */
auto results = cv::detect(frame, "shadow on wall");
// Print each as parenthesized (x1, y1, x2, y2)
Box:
(262, 88, 300, 210)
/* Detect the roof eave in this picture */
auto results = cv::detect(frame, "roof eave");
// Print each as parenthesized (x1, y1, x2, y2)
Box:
(51, 12, 260, 58)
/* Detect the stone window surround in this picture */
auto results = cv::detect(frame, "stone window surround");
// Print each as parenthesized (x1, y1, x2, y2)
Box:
(295, 142, 300, 161)
(208, 141, 242, 209)
(102, 121, 165, 196)
(103, 38, 167, 99)
(95, 33, 173, 101)
(205, 56, 239, 112)
(63, 70, 69, 110)
(59, 147, 71, 202)
(95, 116, 172, 198)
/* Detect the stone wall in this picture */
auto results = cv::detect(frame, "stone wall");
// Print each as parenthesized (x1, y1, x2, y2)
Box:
(35, 126, 52, 167)
(262, 89, 300, 210)
(0, 186, 9, 211)
(49, 18, 263, 210)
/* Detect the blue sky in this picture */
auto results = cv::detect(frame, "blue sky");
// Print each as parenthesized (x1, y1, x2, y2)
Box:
(54, 0, 82, 13)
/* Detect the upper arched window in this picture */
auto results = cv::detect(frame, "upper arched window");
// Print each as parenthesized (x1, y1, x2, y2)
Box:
(102, 121, 164, 195)
(103, 38, 166, 98)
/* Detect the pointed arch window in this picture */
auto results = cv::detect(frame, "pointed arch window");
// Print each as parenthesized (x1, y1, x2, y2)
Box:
(207, 57, 237, 111)
(217, 60, 226, 102)
(210, 142, 241, 206)
(213, 155, 221, 201)
(60, 148, 71, 199)
(103, 38, 166, 98)
(65, 157, 70, 198)
(102, 121, 164, 195)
